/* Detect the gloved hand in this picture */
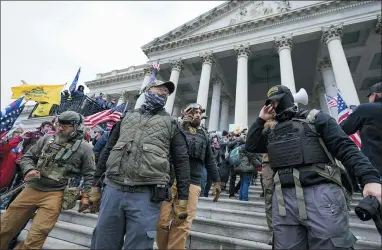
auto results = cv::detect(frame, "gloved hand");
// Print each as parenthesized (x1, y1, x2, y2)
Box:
(89, 187, 101, 214)
(173, 199, 188, 225)
(212, 182, 221, 202)
(78, 193, 90, 213)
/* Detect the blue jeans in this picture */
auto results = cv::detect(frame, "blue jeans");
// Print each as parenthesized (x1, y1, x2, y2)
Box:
(239, 173, 252, 201)
(200, 166, 207, 195)
(91, 184, 162, 249)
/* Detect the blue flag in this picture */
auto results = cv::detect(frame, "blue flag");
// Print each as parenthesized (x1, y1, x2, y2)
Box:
(0, 96, 24, 118)
(69, 67, 81, 93)
(0, 104, 25, 134)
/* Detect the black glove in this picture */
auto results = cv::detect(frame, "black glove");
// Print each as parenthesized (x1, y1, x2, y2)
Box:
(355, 195, 382, 236)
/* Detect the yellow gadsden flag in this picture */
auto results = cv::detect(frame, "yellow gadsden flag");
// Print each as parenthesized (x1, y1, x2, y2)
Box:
(11, 84, 65, 105)
(31, 102, 55, 117)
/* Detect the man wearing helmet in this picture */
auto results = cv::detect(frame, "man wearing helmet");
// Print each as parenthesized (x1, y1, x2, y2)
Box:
(156, 103, 221, 250)
(246, 85, 382, 249)
(0, 111, 96, 249)
(90, 80, 190, 250)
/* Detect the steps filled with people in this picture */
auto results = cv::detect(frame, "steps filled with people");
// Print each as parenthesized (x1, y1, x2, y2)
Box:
(8, 179, 382, 249)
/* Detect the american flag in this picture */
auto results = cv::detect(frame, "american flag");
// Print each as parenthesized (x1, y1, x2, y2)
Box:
(84, 103, 126, 128)
(325, 94, 337, 108)
(0, 97, 24, 118)
(0, 104, 25, 138)
(148, 61, 160, 84)
(337, 93, 362, 149)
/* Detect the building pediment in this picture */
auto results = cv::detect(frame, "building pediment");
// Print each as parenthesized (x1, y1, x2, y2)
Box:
(141, 0, 370, 56)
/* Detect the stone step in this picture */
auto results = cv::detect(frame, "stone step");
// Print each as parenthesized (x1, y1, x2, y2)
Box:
(215, 191, 364, 203)
(24, 219, 93, 247)
(56, 210, 273, 249)
(187, 231, 272, 249)
(18, 229, 89, 250)
(196, 206, 376, 227)
(57, 209, 381, 249)
(202, 194, 364, 212)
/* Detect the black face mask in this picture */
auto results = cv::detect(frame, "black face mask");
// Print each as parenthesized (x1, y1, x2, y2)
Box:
(275, 92, 295, 114)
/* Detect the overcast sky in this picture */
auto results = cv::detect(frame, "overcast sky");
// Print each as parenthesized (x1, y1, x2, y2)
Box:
(1, 1, 224, 109)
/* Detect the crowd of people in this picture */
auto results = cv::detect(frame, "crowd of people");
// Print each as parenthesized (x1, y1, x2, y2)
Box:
(0, 80, 381, 250)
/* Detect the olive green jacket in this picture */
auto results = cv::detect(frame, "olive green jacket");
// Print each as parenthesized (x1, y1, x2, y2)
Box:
(20, 134, 95, 193)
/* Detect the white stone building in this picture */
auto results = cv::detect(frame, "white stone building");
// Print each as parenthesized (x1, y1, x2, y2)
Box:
(19, 1, 382, 132)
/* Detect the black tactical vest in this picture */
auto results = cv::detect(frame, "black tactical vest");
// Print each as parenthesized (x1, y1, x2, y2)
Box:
(182, 127, 208, 162)
(267, 117, 330, 169)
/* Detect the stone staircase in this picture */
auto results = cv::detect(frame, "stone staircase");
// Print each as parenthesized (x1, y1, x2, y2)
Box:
(7, 181, 382, 249)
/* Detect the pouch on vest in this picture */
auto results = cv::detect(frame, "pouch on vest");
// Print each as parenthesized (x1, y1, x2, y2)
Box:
(62, 186, 80, 210)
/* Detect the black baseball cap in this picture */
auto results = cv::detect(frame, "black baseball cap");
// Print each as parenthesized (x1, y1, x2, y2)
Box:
(366, 82, 382, 97)
(265, 85, 292, 105)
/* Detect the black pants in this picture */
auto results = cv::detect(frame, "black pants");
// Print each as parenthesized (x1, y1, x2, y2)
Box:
(229, 168, 241, 196)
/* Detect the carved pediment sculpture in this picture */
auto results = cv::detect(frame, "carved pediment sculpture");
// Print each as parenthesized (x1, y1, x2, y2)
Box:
(277, 0, 291, 13)
(230, 1, 290, 26)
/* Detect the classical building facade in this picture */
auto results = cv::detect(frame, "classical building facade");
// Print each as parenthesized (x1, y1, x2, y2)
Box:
(19, 1, 382, 131)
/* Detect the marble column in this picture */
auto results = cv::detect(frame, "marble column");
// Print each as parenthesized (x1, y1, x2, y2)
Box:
(317, 58, 338, 120)
(219, 96, 230, 131)
(196, 52, 215, 110)
(234, 44, 250, 126)
(208, 76, 223, 131)
(322, 24, 360, 106)
(172, 100, 182, 117)
(315, 83, 330, 115)
(274, 35, 296, 94)
(134, 65, 154, 109)
(164, 59, 184, 114)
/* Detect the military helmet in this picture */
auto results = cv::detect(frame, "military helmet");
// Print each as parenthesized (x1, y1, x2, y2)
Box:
(182, 103, 206, 115)
(57, 111, 83, 126)
(145, 80, 175, 95)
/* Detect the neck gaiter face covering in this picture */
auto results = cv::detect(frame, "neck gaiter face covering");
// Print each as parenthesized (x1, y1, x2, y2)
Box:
(144, 91, 167, 110)
(275, 93, 297, 122)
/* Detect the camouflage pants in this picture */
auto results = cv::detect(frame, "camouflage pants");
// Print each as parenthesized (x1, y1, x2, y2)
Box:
(262, 163, 275, 233)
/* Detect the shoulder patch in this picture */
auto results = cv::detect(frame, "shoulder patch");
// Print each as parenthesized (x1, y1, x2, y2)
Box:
(267, 86, 279, 98)
(306, 109, 320, 124)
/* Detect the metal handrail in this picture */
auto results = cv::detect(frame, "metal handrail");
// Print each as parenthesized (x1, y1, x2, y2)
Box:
(28, 96, 106, 119)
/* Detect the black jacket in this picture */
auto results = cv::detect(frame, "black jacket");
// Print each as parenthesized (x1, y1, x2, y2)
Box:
(94, 118, 190, 200)
(186, 127, 220, 186)
(340, 99, 382, 175)
(245, 110, 381, 187)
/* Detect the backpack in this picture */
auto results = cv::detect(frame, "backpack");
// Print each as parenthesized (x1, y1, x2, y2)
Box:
(229, 145, 243, 166)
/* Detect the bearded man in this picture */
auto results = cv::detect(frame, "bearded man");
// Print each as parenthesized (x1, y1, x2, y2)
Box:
(0, 111, 95, 249)
(156, 103, 221, 249)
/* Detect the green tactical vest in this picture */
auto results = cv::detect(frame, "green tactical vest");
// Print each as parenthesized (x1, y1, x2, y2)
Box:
(105, 109, 176, 186)
(36, 136, 82, 182)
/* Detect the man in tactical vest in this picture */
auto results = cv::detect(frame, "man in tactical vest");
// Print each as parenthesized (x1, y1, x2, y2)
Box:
(0, 111, 96, 249)
(90, 80, 190, 250)
(246, 85, 382, 249)
(156, 103, 221, 249)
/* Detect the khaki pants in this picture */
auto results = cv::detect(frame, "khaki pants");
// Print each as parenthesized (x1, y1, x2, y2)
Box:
(156, 184, 201, 249)
(262, 163, 275, 233)
(0, 187, 63, 250)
